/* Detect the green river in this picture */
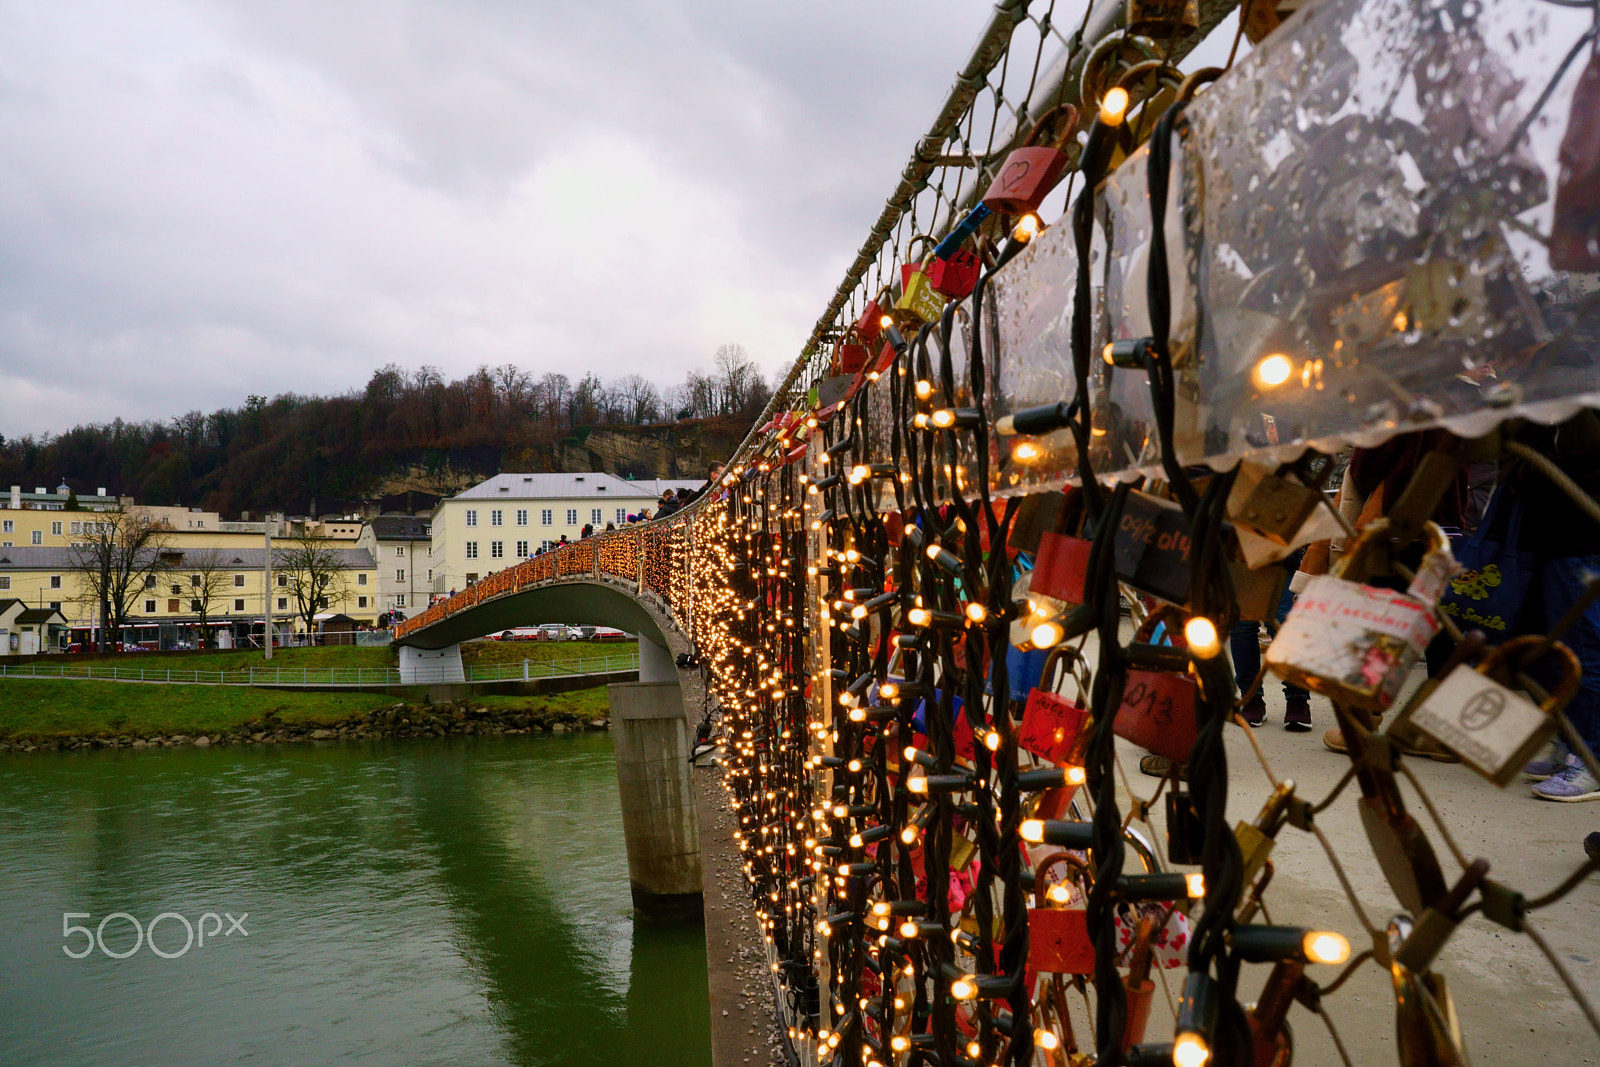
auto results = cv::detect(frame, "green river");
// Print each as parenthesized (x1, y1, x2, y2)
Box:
(0, 733, 712, 1066)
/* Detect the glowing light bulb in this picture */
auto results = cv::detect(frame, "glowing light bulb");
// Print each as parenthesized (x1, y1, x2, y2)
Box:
(912, 412, 929, 429)
(931, 408, 955, 428)
(1036, 1029, 1060, 1051)
(915, 379, 933, 399)
(1100, 86, 1129, 126)
(1012, 441, 1042, 463)
(1065, 766, 1086, 785)
(879, 313, 893, 329)
(879, 682, 899, 700)
(1020, 819, 1045, 843)
(907, 607, 931, 627)
(1031, 620, 1064, 648)
(1184, 616, 1221, 658)
(1173, 1033, 1210, 1067)
(950, 976, 977, 1001)
(848, 465, 869, 485)
(965, 603, 987, 624)
(1253, 353, 1294, 389)
(891, 1035, 909, 1052)
(1304, 930, 1350, 965)
(1047, 883, 1072, 904)
(982, 730, 1000, 752)
(899, 919, 918, 939)
(1012, 212, 1041, 242)
(900, 826, 918, 844)
(1186, 872, 1206, 898)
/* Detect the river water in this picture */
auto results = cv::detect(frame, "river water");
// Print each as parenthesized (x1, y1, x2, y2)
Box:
(0, 733, 711, 1066)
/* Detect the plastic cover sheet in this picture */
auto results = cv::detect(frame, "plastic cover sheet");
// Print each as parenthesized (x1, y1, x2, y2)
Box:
(982, 0, 1600, 490)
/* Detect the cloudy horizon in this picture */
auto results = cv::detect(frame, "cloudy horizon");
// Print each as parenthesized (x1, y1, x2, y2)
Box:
(0, 1, 1003, 439)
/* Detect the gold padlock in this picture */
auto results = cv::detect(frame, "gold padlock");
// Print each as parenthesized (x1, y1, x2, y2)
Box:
(1402, 635, 1583, 786)
(1227, 460, 1323, 546)
(895, 235, 946, 325)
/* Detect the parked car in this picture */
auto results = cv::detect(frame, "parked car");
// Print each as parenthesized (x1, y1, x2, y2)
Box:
(537, 623, 582, 641)
(590, 628, 629, 641)
(494, 628, 543, 641)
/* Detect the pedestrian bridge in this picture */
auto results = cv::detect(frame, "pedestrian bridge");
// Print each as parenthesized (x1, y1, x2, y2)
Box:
(392, 517, 706, 919)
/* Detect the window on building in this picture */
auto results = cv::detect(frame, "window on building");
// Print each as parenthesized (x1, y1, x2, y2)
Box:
(49, 575, 61, 589)
(490, 542, 504, 559)
(277, 597, 288, 610)
(591, 508, 602, 523)
(541, 509, 553, 526)
(395, 546, 405, 557)
(2, 542, 10, 547)
(465, 572, 478, 583)
(277, 573, 288, 587)
(465, 542, 478, 559)
(396, 569, 405, 581)
(31, 530, 41, 545)
(491, 509, 503, 526)
(616, 508, 626, 523)
(465, 510, 478, 526)
(51, 521, 62, 535)
(566, 508, 578, 525)
(145, 599, 157, 613)
(233, 574, 245, 587)
(171, 583, 182, 595)
(190, 599, 201, 612)
(358, 596, 368, 608)
(1, 520, 11, 533)
(167, 599, 179, 613)
(233, 598, 245, 611)
(427, 546, 432, 556)
(515, 540, 528, 557)
(516, 509, 528, 526)
(49, 601, 59, 612)
(395, 595, 406, 608)
(427, 569, 432, 581)
(145, 575, 156, 589)
(357, 572, 368, 586)
(0, 577, 9, 590)
(70, 521, 81, 534)
(191, 574, 201, 587)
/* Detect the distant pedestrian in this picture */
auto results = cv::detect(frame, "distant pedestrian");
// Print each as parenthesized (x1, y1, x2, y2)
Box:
(605, 522, 616, 532)
(581, 523, 593, 538)
(656, 491, 681, 518)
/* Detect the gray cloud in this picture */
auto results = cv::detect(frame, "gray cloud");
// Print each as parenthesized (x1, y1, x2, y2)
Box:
(0, 0, 985, 436)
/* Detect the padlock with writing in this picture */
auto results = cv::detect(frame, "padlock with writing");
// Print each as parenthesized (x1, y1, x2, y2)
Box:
(1266, 519, 1453, 713)
(983, 102, 1079, 216)
(1115, 606, 1200, 765)
(1018, 645, 1092, 767)
(1403, 635, 1582, 786)
(924, 242, 983, 300)
(895, 235, 946, 324)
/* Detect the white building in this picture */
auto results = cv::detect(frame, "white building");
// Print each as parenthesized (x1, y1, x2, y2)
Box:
(429, 473, 701, 593)
(357, 515, 432, 620)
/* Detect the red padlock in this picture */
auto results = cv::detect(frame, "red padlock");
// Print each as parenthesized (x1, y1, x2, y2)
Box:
(854, 287, 892, 343)
(835, 328, 869, 375)
(1028, 907, 1096, 975)
(1114, 607, 1199, 765)
(925, 243, 984, 300)
(1029, 486, 1091, 605)
(982, 102, 1079, 216)
(1018, 646, 1092, 765)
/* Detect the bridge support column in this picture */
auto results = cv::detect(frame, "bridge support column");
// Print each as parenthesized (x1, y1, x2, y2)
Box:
(607, 680, 703, 921)
(398, 644, 465, 685)
(638, 636, 676, 683)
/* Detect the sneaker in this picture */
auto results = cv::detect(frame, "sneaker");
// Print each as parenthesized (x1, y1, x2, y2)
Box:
(1524, 738, 1572, 782)
(1585, 832, 1600, 862)
(1139, 754, 1185, 780)
(1531, 755, 1600, 803)
(1240, 695, 1267, 727)
(1283, 695, 1312, 732)
(1323, 726, 1460, 762)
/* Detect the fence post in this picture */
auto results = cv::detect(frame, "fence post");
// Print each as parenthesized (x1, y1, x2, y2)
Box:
(523, 660, 529, 681)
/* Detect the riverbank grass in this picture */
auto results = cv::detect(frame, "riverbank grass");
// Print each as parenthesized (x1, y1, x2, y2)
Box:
(0, 679, 613, 742)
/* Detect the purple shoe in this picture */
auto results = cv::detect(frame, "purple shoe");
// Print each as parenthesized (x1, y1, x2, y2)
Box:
(1531, 755, 1600, 803)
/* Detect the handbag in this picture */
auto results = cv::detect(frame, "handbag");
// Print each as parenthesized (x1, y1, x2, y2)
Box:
(1438, 487, 1532, 644)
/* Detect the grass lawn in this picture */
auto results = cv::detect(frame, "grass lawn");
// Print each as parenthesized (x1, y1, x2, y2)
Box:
(460, 639, 637, 668)
(0, 680, 395, 739)
(40, 638, 637, 676)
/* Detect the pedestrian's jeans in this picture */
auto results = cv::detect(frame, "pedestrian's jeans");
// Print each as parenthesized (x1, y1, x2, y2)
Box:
(1230, 550, 1307, 701)
(1516, 554, 1600, 755)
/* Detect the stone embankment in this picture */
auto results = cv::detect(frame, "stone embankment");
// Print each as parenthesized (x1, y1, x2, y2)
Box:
(0, 702, 611, 754)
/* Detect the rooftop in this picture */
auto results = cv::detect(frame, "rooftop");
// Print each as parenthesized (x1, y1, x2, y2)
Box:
(451, 472, 695, 502)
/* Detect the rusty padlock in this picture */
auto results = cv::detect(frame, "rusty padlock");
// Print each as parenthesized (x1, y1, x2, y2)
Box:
(1235, 779, 1296, 888)
(1116, 606, 1200, 764)
(1018, 645, 1093, 767)
(982, 102, 1079, 216)
(1266, 519, 1453, 713)
(1226, 460, 1323, 546)
(1127, 0, 1199, 37)
(1403, 635, 1583, 787)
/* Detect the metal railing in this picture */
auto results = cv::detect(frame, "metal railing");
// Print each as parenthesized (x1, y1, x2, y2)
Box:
(0, 650, 639, 688)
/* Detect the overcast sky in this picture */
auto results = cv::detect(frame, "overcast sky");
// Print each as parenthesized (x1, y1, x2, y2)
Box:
(0, 0, 1014, 438)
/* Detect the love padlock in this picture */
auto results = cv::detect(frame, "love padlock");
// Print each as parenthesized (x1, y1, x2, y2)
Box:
(1115, 606, 1200, 765)
(1018, 645, 1092, 766)
(1266, 519, 1454, 713)
(1226, 460, 1323, 546)
(1403, 635, 1583, 786)
(895, 236, 946, 325)
(833, 327, 870, 376)
(983, 102, 1079, 216)
(1029, 486, 1093, 605)
(924, 243, 983, 300)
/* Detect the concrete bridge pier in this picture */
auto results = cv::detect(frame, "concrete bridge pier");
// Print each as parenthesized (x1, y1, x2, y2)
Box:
(608, 648, 702, 920)
(398, 644, 465, 685)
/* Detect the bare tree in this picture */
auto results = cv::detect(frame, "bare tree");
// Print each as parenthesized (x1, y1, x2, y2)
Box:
(183, 547, 234, 649)
(67, 510, 170, 651)
(274, 535, 352, 643)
